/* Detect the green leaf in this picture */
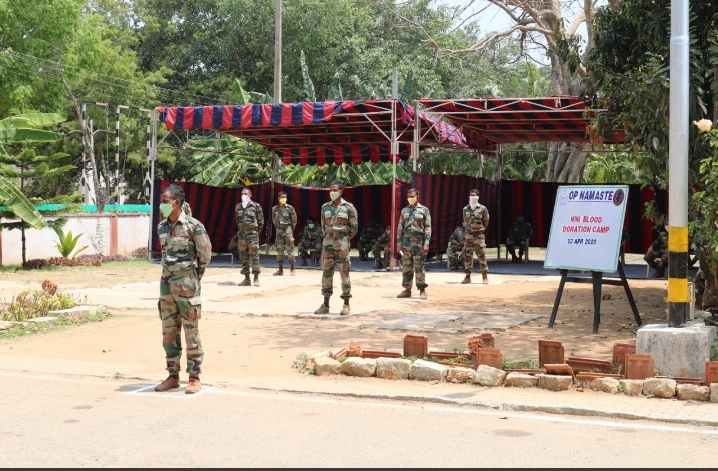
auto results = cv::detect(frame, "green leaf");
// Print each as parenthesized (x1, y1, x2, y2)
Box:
(0, 175, 46, 229)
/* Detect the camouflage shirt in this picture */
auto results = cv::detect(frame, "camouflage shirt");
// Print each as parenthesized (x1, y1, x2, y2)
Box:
(507, 221, 533, 242)
(397, 203, 432, 249)
(298, 225, 323, 245)
(158, 213, 212, 273)
(448, 226, 465, 248)
(463, 204, 489, 236)
(235, 201, 264, 234)
(272, 204, 297, 233)
(320, 198, 358, 240)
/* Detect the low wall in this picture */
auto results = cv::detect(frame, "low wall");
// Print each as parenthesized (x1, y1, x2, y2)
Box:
(0, 213, 151, 266)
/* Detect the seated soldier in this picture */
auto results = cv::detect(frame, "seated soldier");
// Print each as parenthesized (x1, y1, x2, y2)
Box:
(357, 220, 383, 261)
(371, 226, 392, 269)
(446, 223, 466, 270)
(297, 216, 323, 266)
(506, 213, 534, 263)
(644, 223, 668, 278)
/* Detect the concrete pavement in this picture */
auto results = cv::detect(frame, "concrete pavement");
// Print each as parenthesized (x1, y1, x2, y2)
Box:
(0, 255, 716, 428)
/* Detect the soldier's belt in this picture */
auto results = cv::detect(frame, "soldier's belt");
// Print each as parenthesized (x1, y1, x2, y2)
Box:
(239, 225, 258, 231)
(162, 268, 194, 276)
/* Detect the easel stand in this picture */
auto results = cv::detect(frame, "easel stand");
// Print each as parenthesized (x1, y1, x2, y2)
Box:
(548, 262, 642, 333)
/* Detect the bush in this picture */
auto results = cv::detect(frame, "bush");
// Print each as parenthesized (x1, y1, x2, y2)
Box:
(131, 246, 149, 258)
(0, 279, 80, 321)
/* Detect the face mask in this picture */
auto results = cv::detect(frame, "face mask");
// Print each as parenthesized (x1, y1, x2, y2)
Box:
(407, 196, 417, 205)
(279, 197, 287, 204)
(469, 195, 479, 208)
(241, 194, 251, 207)
(159, 200, 176, 218)
(308, 224, 315, 229)
(330, 191, 341, 201)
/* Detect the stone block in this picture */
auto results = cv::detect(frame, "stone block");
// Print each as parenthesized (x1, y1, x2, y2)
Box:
(637, 323, 716, 381)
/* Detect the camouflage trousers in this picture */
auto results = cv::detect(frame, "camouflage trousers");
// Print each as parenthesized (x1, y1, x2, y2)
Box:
(464, 234, 488, 274)
(297, 239, 322, 256)
(237, 230, 261, 275)
(372, 244, 391, 266)
(320, 235, 352, 300)
(446, 244, 464, 267)
(274, 229, 295, 268)
(400, 236, 428, 291)
(158, 270, 204, 376)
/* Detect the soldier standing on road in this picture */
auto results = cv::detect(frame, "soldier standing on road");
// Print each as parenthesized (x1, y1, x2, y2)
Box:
(396, 188, 432, 299)
(314, 181, 358, 316)
(155, 183, 212, 395)
(235, 187, 264, 286)
(462, 188, 490, 284)
(447, 223, 466, 270)
(271, 191, 297, 276)
(297, 215, 323, 266)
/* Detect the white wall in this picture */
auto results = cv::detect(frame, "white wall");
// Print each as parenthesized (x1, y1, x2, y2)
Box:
(0, 213, 150, 265)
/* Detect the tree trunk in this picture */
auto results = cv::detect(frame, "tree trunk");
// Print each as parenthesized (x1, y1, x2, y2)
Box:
(545, 142, 591, 182)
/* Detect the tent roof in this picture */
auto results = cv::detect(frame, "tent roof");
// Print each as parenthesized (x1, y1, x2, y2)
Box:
(157, 99, 468, 166)
(417, 96, 626, 151)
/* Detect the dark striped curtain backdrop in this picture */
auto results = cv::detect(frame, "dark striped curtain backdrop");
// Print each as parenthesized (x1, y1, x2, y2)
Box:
(152, 179, 667, 256)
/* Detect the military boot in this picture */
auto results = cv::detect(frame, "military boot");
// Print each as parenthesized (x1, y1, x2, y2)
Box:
(419, 289, 428, 300)
(253, 273, 260, 286)
(154, 375, 180, 392)
(314, 304, 329, 314)
(273, 268, 283, 276)
(482, 273, 489, 284)
(290, 264, 296, 275)
(238, 274, 251, 286)
(185, 376, 201, 395)
(397, 290, 411, 298)
(339, 304, 350, 316)
(461, 274, 471, 284)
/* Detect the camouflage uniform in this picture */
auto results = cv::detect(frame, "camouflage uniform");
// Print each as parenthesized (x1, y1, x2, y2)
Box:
(357, 223, 383, 260)
(271, 203, 298, 270)
(182, 202, 192, 216)
(463, 203, 490, 275)
(506, 219, 533, 262)
(319, 198, 358, 300)
(157, 212, 212, 378)
(644, 230, 668, 277)
(397, 203, 432, 292)
(446, 225, 466, 270)
(235, 199, 264, 277)
(371, 226, 392, 269)
(297, 223, 323, 265)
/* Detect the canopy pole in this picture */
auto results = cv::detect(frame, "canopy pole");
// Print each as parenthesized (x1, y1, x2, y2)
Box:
(497, 144, 503, 256)
(268, 149, 277, 255)
(390, 69, 398, 271)
(148, 108, 158, 262)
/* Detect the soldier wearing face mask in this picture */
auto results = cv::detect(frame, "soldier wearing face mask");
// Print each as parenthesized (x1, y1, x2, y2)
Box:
(396, 188, 432, 299)
(314, 181, 358, 316)
(271, 191, 297, 276)
(462, 188, 490, 284)
(234, 187, 264, 286)
(297, 216, 322, 266)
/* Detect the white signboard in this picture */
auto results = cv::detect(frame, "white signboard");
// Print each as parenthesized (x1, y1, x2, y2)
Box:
(544, 185, 628, 272)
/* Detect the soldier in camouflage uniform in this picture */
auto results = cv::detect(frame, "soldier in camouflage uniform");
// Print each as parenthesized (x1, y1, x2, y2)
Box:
(357, 220, 383, 261)
(506, 213, 533, 263)
(235, 187, 264, 286)
(182, 201, 192, 216)
(396, 188, 432, 299)
(462, 188, 490, 284)
(446, 223, 466, 270)
(271, 191, 298, 276)
(645, 224, 668, 278)
(371, 226, 392, 269)
(297, 215, 323, 266)
(154, 183, 212, 395)
(314, 181, 358, 316)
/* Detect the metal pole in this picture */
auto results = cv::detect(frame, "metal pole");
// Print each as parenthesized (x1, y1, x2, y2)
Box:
(273, 0, 282, 103)
(115, 105, 121, 204)
(667, 0, 689, 327)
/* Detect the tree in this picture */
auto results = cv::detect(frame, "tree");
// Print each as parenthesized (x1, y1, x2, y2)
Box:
(378, 0, 614, 182)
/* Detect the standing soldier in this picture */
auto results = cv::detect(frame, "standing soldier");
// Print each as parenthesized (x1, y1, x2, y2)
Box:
(271, 191, 298, 276)
(396, 188, 432, 299)
(235, 187, 264, 286)
(314, 181, 358, 316)
(297, 216, 323, 266)
(155, 183, 212, 394)
(462, 188, 490, 284)
(446, 223, 466, 270)
(372, 226, 392, 270)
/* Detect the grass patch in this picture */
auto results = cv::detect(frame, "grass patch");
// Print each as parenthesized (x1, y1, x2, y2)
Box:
(0, 308, 109, 340)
